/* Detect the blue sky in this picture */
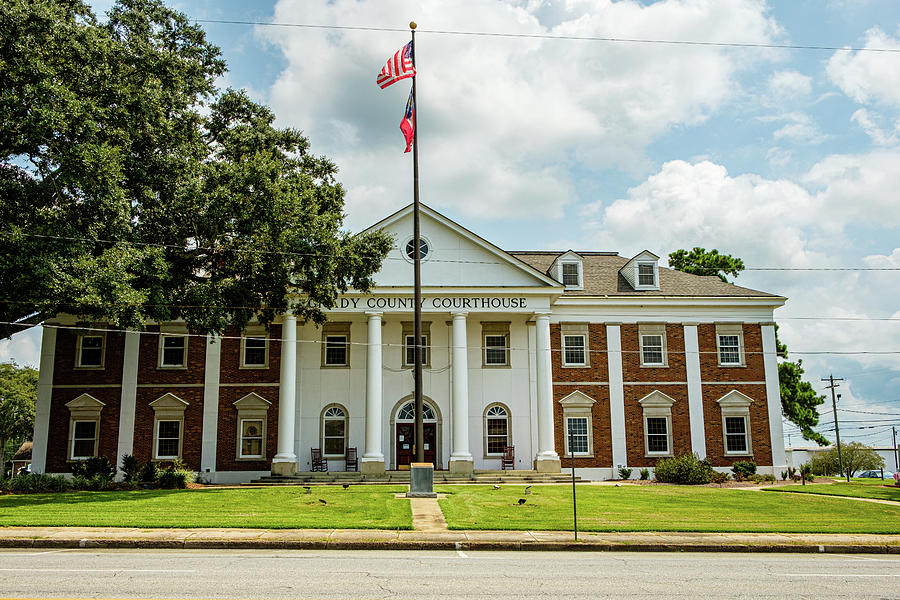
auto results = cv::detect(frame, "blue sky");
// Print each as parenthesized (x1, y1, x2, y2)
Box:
(6, 0, 900, 452)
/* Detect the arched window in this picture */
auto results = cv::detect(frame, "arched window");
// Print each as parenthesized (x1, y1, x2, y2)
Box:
(397, 401, 436, 421)
(322, 405, 347, 457)
(484, 404, 510, 456)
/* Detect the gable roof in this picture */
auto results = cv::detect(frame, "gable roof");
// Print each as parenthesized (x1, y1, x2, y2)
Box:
(509, 251, 780, 298)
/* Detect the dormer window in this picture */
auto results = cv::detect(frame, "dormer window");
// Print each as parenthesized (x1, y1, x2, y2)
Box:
(562, 263, 580, 286)
(620, 251, 660, 291)
(638, 263, 656, 286)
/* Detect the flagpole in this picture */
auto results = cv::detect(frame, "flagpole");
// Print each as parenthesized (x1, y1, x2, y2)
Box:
(410, 22, 424, 465)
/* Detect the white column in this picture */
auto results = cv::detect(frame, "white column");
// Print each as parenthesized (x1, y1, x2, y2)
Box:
(272, 313, 298, 475)
(115, 330, 141, 477)
(361, 311, 385, 473)
(31, 325, 56, 474)
(762, 323, 787, 471)
(200, 334, 221, 477)
(449, 312, 473, 473)
(606, 324, 627, 469)
(534, 312, 560, 472)
(683, 324, 707, 459)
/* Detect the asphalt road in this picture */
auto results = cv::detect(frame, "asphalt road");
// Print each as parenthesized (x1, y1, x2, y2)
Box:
(1, 549, 899, 599)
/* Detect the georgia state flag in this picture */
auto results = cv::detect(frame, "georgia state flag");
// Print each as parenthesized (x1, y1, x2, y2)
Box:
(400, 88, 415, 153)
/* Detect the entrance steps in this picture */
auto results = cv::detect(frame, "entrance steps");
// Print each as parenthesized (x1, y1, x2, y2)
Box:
(246, 470, 586, 486)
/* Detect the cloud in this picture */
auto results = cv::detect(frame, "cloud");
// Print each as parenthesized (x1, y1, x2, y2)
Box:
(768, 70, 812, 100)
(850, 109, 900, 146)
(0, 327, 41, 368)
(827, 28, 900, 106)
(261, 0, 780, 224)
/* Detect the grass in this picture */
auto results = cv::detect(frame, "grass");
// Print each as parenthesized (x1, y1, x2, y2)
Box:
(766, 481, 900, 502)
(0, 486, 413, 530)
(436, 484, 900, 533)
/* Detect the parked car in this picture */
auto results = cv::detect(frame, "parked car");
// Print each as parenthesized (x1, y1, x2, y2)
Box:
(858, 470, 894, 479)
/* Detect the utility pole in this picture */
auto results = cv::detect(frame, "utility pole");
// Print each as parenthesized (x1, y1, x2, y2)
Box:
(894, 426, 898, 473)
(822, 375, 846, 482)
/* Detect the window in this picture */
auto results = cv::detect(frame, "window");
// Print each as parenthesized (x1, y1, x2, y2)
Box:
(322, 405, 347, 457)
(242, 336, 268, 368)
(639, 390, 675, 457)
(71, 421, 97, 460)
(562, 263, 580, 286)
(77, 334, 105, 368)
(725, 417, 748, 454)
(159, 335, 187, 368)
(484, 405, 510, 456)
(401, 321, 431, 367)
(149, 393, 188, 460)
(716, 324, 744, 366)
(65, 393, 104, 461)
(404, 236, 430, 261)
(565, 417, 589, 455)
(240, 419, 264, 458)
(482, 321, 511, 367)
(156, 420, 181, 459)
(717, 390, 753, 456)
(645, 417, 669, 454)
(397, 401, 436, 421)
(563, 335, 586, 366)
(638, 263, 656, 286)
(321, 322, 351, 367)
(559, 390, 596, 457)
(641, 335, 663, 365)
(233, 392, 271, 460)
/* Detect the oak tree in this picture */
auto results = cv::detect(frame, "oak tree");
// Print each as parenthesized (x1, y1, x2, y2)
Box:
(0, 363, 38, 477)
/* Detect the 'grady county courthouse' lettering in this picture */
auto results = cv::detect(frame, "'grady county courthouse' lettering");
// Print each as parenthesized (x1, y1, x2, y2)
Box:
(32, 203, 787, 482)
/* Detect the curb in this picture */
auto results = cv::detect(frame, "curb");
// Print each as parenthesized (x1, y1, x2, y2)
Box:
(2, 537, 899, 553)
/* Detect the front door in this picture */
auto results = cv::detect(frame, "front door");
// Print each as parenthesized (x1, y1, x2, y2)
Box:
(396, 423, 437, 469)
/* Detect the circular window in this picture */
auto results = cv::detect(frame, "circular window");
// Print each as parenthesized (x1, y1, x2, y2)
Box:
(404, 237, 430, 261)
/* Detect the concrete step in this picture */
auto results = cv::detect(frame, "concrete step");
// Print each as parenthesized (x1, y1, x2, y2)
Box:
(246, 470, 586, 486)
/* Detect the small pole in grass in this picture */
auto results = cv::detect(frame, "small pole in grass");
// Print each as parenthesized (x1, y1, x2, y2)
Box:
(569, 427, 578, 541)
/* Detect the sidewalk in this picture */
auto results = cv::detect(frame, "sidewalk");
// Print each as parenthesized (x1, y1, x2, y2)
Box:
(2, 526, 899, 553)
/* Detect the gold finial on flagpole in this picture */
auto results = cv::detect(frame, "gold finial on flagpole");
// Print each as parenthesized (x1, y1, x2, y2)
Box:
(410, 21, 417, 29)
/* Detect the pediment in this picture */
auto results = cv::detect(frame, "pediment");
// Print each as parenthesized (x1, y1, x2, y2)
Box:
(717, 390, 754, 408)
(362, 203, 563, 289)
(638, 390, 676, 408)
(149, 392, 189, 410)
(233, 392, 272, 410)
(65, 393, 105, 411)
(559, 390, 597, 408)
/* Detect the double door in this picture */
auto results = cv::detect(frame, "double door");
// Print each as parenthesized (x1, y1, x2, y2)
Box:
(396, 422, 437, 468)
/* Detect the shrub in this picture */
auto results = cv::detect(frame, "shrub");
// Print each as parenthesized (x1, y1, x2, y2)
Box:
(731, 460, 757, 480)
(120, 454, 141, 483)
(618, 467, 632, 480)
(156, 459, 194, 489)
(71, 473, 115, 491)
(72, 456, 116, 479)
(639, 468, 650, 481)
(1, 473, 71, 494)
(139, 461, 158, 484)
(710, 471, 730, 484)
(653, 453, 715, 485)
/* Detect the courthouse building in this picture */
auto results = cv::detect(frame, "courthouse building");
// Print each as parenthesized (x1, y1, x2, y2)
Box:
(32, 204, 788, 481)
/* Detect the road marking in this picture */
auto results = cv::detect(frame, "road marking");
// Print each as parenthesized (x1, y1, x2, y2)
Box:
(457, 549, 468, 559)
(0, 568, 197, 573)
(781, 573, 900, 578)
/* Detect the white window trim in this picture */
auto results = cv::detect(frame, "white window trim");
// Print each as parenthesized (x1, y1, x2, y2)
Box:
(562, 334, 587, 367)
(238, 418, 265, 459)
(65, 393, 105, 461)
(75, 333, 106, 369)
(150, 393, 188, 461)
(154, 419, 183, 460)
(718, 390, 754, 457)
(158, 333, 188, 369)
(638, 324, 668, 367)
(633, 261, 659, 291)
(321, 323, 351, 367)
(233, 392, 271, 460)
(483, 403, 511, 457)
(716, 324, 745, 367)
(560, 261, 583, 290)
(70, 420, 99, 460)
(559, 390, 596, 457)
(638, 390, 676, 457)
(481, 322, 511, 368)
(240, 334, 269, 369)
(321, 404, 348, 458)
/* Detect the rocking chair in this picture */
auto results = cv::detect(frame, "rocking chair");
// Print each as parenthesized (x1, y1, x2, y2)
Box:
(501, 445, 515, 470)
(311, 448, 328, 472)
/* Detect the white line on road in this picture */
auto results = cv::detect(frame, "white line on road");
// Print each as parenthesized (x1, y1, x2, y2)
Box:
(457, 549, 468, 558)
(781, 573, 900, 578)
(0, 568, 197, 573)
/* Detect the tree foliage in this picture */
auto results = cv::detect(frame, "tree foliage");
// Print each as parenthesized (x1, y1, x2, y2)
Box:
(667, 247, 745, 283)
(0, 0, 392, 337)
(809, 442, 884, 477)
(669, 248, 827, 445)
(0, 363, 38, 477)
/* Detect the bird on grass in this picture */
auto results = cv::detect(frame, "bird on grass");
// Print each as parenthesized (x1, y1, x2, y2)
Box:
(342, 483, 350, 489)
(318, 498, 327, 505)
(524, 485, 532, 495)
(492, 484, 501, 490)
(303, 486, 311, 494)
(517, 498, 526, 505)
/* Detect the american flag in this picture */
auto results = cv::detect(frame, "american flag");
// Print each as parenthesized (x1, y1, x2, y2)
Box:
(377, 42, 416, 89)
(400, 88, 415, 152)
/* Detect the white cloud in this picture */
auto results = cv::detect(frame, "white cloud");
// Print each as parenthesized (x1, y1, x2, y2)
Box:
(262, 0, 780, 222)
(768, 70, 812, 100)
(0, 327, 41, 368)
(850, 108, 900, 146)
(827, 28, 900, 106)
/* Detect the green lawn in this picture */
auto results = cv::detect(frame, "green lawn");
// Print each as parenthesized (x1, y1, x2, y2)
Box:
(0, 486, 413, 529)
(436, 484, 900, 533)
(766, 481, 900, 502)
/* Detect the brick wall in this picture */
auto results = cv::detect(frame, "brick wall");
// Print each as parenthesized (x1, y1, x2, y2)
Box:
(45, 387, 121, 473)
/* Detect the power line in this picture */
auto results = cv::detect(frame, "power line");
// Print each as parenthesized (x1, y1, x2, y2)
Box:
(191, 19, 900, 54)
